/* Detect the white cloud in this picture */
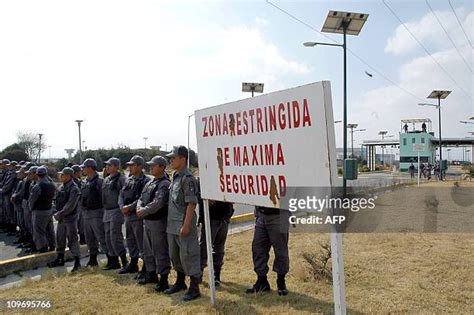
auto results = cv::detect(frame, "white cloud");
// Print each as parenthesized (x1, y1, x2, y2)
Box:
(385, 8, 473, 56)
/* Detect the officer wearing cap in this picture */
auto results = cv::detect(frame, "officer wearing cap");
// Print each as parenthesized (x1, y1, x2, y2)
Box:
(135, 156, 171, 288)
(245, 206, 290, 296)
(28, 166, 56, 253)
(1, 160, 18, 235)
(11, 166, 27, 245)
(80, 158, 107, 266)
(71, 165, 86, 245)
(47, 167, 81, 272)
(102, 157, 127, 271)
(164, 146, 201, 301)
(118, 155, 150, 275)
(22, 165, 37, 252)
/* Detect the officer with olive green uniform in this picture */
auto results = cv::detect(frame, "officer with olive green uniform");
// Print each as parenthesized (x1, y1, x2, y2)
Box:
(164, 146, 201, 301)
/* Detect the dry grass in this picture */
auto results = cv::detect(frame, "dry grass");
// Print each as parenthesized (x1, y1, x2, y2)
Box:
(0, 231, 472, 314)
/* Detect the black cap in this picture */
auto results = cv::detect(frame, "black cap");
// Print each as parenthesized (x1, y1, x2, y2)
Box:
(166, 146, 188, 159)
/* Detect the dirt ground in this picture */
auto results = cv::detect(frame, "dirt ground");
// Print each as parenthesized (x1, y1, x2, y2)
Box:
(0, 181, 472, 314)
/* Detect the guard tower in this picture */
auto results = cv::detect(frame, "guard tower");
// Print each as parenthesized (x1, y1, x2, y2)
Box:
(399, 119, 436, 171)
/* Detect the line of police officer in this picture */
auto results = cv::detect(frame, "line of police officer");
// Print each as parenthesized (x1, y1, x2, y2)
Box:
(0, 145, 289, 300)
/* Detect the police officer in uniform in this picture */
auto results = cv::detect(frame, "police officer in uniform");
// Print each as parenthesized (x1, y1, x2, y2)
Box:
(0, 160, 6, 231)
(23, 165, 38, 253)
(11, 165, 27, 244)
(0, 159, 9, 232)
(28, 166, 56, 253)
(136, 156, 171, 289)
(199, 199, 234, 287)
(1, 160, 18, 235)
(102, 157, 127, 270)
(245, 206, 290, 296)
(47, 167, 81, 272)
(72, 165, 86, 245)
(118, 155, 149, 275)
(164, 146, 201, 301)
(80, 158, 107, 266)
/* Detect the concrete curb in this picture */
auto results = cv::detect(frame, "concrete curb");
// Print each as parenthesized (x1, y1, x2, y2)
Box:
(230, 213, 255, 224)
(0, 245, 89, 278)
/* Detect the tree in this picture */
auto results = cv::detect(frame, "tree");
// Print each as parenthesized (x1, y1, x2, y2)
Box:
(17, 131, 47, 161)
(0, 143, 29, 162)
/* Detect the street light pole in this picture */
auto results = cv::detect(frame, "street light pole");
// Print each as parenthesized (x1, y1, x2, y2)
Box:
(437, 96, 442, 166)
(342, 22, 348, 195)
(75, 120, 83, 163)
(420, 90, 451, 180)
(38, 133, 43, 163)
(188, 114, 194, 168)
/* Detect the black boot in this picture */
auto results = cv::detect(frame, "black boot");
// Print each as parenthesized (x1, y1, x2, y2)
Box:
(245, 275, 271, 294)
(48, 246, 55, 252)
(103, 256, 121, 270)
(71, 256, 81, 272)
(118, 257, 138, 274)
(79, 234, 86, 245)
(164, 272, 187, 294)
(183, 276, 201, 301)
(138, 272, 159, 285)
(86, 254, 98, 267)
(38, 246, 49, 253)
(277, 274, 289, 296)
(214, 265, 222, 287)
(154, 273, 169, 293)
(119, 254, 128, 269)
(135, 264, 146, 280)
(47, 253, 65, 268)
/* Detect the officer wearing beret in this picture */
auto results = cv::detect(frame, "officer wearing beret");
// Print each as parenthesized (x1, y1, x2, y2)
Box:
(47, 167, 81, 272)
(245, 206, 290, 296)
(164, 146, 201, 301)
(28, 166, 56, 253)
(136, 156, 171, 289)
(80, 158, 107, 266)
(102, 157, 127, 270)
(71, 164, 86, 245)
(118, 155, 150, 275)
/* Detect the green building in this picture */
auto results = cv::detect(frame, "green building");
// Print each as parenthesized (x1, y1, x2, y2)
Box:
(399, 119, 436, 171)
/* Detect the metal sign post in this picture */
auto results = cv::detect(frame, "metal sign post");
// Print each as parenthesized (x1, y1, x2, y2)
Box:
(203, 199, 216, 305)
(413, 143, 425, 187)
(418, 152, 420, 186)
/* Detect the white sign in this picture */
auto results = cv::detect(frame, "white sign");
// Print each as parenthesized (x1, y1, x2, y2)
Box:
(413, 143, 426, 152)
(195, 81, 338, 209)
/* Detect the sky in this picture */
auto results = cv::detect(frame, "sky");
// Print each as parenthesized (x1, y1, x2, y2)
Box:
(0, 0, 472, 160)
